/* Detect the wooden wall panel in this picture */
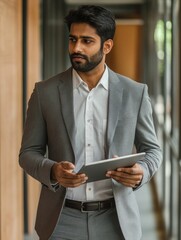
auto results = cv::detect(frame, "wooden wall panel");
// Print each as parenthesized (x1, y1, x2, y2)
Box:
(0, 0, 23, 239)
(26, 0, 41, 234)
(106, 20, 143, 82)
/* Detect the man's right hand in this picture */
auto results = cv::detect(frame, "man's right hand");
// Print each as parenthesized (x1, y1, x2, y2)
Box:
(51, 161, 88, 188)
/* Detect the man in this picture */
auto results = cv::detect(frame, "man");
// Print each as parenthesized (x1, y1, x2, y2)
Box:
(19, 5, 162, 240)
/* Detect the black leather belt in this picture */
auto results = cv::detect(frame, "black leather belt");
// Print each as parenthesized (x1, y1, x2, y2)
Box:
(65, 198, 115, 212)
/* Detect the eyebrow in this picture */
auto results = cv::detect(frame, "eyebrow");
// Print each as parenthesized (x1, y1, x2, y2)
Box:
(69, 34, 95, 40)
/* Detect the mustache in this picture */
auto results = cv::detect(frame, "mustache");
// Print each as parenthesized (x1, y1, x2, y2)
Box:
(70, 53, 88, 60)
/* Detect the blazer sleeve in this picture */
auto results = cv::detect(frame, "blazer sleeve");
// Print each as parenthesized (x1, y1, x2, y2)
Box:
(134, 85, 162, 188)
(19, 83, 57, 191)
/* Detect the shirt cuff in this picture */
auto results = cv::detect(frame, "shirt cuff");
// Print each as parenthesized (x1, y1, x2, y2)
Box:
(51, 182, 60, 192)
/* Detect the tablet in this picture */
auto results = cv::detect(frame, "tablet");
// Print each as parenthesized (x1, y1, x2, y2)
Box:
(77, 152, 145, 182)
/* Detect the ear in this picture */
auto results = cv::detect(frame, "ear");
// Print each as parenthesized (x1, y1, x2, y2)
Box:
(103, 39, 114, 55)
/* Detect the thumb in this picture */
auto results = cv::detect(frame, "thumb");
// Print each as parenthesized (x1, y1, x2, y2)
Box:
(61, 161, 75, 170)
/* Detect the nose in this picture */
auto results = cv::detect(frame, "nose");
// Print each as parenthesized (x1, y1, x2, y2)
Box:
(72, 40, 82, 53)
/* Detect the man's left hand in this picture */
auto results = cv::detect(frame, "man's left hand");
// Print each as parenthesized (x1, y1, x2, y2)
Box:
(106, 163, 143, 188)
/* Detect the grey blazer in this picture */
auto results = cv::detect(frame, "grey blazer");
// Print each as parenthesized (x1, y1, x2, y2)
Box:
(19, 67, 162, 240)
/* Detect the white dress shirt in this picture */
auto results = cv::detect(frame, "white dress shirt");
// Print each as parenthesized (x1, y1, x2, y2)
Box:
(66, 66, 113, 201)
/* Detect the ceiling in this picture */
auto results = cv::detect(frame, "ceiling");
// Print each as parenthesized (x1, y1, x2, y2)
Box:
(65, 0, 144, 5)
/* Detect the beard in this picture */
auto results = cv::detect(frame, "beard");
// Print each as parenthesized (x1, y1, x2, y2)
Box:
(69, 48, 103, 72)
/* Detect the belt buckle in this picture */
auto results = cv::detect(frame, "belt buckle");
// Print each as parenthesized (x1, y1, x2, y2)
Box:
(80, 201, 101, 212)
(80, 202, 87, 213)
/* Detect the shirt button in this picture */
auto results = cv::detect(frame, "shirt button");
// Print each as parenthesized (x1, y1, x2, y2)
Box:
(88, 188, 92, 191)
(87, 144, 91, 147)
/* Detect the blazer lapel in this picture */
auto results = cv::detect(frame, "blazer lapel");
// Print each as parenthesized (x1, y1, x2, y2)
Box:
(57, 67, 123, 160)
(107, 69, 123, 153)
(58, 68, 76, 156)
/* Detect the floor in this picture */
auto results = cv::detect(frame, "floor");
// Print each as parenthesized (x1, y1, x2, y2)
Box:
(25, 180, 165, 240)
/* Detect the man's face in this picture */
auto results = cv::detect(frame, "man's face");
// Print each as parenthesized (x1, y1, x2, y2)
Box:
(69, 23, 104, 72)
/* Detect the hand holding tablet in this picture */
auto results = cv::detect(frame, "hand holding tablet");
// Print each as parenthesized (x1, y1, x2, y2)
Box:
(77, 152, 145, 183)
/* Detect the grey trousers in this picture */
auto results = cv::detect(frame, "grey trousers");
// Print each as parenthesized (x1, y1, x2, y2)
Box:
(49, 206, 125, 240)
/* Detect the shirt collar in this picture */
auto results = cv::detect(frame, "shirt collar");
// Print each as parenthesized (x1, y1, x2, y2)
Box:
(72, 65, 109, 91)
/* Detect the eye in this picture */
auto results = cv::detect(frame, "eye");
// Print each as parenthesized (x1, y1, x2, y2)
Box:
(83, 39, 93, 44)
(69, 37, 77, 43)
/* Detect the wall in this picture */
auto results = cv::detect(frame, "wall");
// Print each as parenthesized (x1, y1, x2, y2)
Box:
(0, 0, 23, 239)
(26, 0, 41, 234)
(0, 0, 41, 238)
(106, 20, 143, 82)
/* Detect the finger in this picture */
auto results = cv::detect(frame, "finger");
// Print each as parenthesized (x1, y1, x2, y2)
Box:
(119, 180, 137, 188)
(110, 175, 140, 187)
(116, 168, 139, 175)
(60, 171, 86, 179)
(108, 170, 142, 180)
(61, 161, 75, 170)
(59, 175, 88, 188)
(117, 163, 143, 175)
(106, 171, 142, 185)
(106, 170, 135, 178)
(108, 173, 140, 183)
(57, 171, 87, 181)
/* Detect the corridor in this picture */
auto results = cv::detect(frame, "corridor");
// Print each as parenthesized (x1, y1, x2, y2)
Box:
(0, 0, 180, 239)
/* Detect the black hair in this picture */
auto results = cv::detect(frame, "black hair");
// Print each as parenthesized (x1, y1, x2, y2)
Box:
(64, 5, 116, 43)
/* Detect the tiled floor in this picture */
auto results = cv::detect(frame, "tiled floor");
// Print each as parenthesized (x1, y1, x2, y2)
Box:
(25, 181, 164, 240)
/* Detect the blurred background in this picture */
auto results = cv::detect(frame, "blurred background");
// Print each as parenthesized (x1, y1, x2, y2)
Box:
(0, 0, 180, 239)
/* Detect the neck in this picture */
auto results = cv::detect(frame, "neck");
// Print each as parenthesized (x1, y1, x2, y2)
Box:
(77, 64, 106, 90)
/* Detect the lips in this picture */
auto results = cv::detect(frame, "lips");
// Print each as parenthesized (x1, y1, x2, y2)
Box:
(71, 54, 87, 61)
(72, 54, 84, 58)
(72, 56, 84, 61)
